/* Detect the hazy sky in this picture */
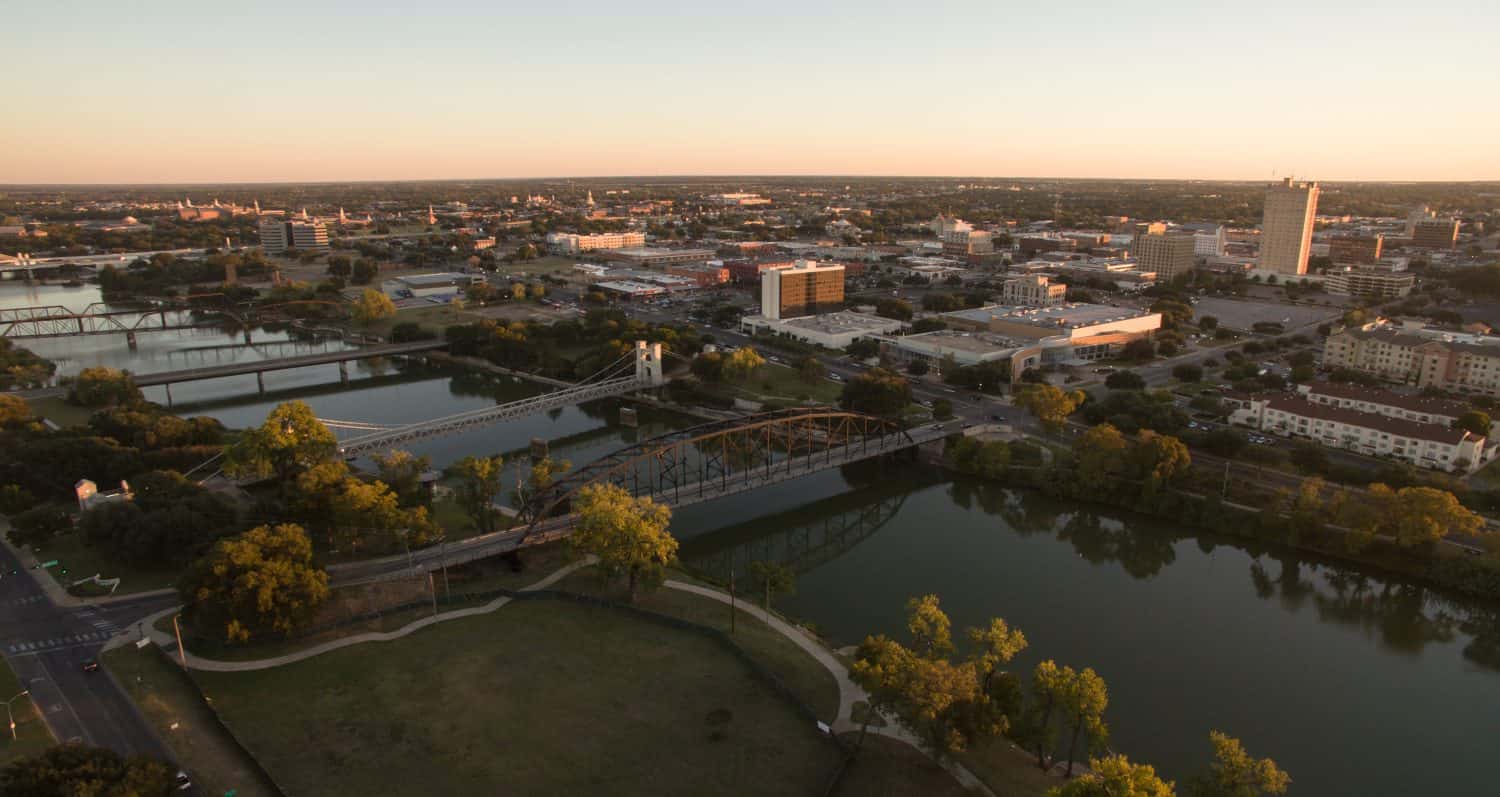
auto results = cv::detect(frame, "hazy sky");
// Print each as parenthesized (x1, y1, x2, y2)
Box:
(3, 1, 1496, 183)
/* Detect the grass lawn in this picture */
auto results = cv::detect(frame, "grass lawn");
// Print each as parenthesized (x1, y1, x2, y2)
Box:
(0, 658, 52, 766)
(195, 596, 843, 796)
(721, 363, 843, 405)
(959, 737, 1067, 796)
(101, 645, 278, 797)
(555, 567, 840, 721)
(496, 255, 588, 279)
(1468, 457, 1500, 490)
(350, 303, 479, 340)
(32, 531, 178, 595)
(24, 396, 93, 428)
(832, 733, 968, 797)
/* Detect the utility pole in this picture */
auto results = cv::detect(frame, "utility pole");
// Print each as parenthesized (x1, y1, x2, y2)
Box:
(428, 572, 438, 615)
(1222, 460, 1231, 498)
(728, 568, 736, 635)
(172, 614, 187, 667)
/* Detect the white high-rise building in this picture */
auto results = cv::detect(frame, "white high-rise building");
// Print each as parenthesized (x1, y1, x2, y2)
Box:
(1259, 178, 1319, 275)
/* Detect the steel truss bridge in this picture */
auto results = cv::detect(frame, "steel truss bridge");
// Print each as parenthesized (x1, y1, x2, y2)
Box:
(682, 492, 910, 581)
(0, 298, 349, 339)
(329, 408, 947, 586)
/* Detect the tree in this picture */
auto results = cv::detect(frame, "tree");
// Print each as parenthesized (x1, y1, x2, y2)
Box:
(1074, 423, 1128, 489)
(839, 368, 912, 417)
(510, 282, 528, 301)
(1172, 364, 1204, 383)
(0, 484, 37, 515)
(1122, 338, 1157, 362)
(1106, 370, 1147, 391)
(224, 401, 338, 482)
(68, 367, 140, 408)
(570, 483, 678, 603)
(1456, 410, 1491, 436)
(1384, 485, 1484, 547)
(0, 339, 56, 391)
(851, 596, 1020, 758)
(1059, 666, 1110, 777)
(0, 744, 174, 796)
(1130, 431, 1192, 492)
(746, 560, 795, 614)
(797, 356, 826, 384)
(452, 455, 505, 536)
(721, 347, 766, 382)
(6, 504, 71, 548)
(907, 359, 931, 376)
(372, 449, 432, 508)
(353, 288, 396, 324)
(1048, 754, 1176, 797)
(513, 456, 571, 508)
(351, 258, 380, 285)
(179, 523, 330, 643)
(875, 298, 914, 321)
(1198, 316, 1219, 332)
(932, 398, 954, 420)
(691, 351, 725, 382)
(846, 339, 880, 359)
(0, 394, 33, 427)
(326, 254, 353, 279)
(1187, 731, 1290, 797)
(1016, 384, 1087, 432)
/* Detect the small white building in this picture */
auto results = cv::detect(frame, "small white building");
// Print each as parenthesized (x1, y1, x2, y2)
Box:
(739, 311, 903, 349)
(75, 479, 132, 512)
(382, 272, 484, 298)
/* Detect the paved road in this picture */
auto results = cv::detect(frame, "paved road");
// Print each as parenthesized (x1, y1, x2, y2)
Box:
(0, 542, 178, 759)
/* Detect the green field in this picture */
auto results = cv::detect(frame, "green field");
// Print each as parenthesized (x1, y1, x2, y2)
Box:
(832, 734, 971, 797)
(718, 362, 844, 405)
(195, 595, 844, 796)
(0, 658, 52, 766)
(102, 645, 278, 797)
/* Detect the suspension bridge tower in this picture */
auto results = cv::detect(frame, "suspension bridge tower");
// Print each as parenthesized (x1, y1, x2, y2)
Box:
(634, 341, 665, 386)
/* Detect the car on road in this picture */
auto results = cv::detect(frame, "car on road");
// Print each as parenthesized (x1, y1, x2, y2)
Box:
(175, 771, 193, 791)
(82, 660, 99, 673)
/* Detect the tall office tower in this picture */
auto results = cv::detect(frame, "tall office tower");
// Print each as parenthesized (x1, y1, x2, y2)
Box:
(1412, 218, 1460, 249)
(1259, 178, 1319, 275)
(258, 218, 290, 253)
(760, 260, 844, 320)
(259, 219, 329, 253)
(1133, 229, 1197, 281)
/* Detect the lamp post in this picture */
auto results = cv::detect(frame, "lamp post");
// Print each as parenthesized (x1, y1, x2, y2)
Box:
(5, 690, 29, 740)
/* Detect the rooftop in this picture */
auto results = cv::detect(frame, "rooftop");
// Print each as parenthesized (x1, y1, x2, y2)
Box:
(891, 330, 1029, 354)
(1264, 394, 1478, 446)
(774, 311, 904, 334)
(1301, 381, 1470, 419)
(944, 302, 1156, 329)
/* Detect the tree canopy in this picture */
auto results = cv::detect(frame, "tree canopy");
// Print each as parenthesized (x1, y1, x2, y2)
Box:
(570, 483, 678, 602)
(0, 744, 175, 797)
(1015, 384, 1087, 432)
(224, 401, 338, 482)
(839, 368, 912, 417)
(179, 522, 330, 643)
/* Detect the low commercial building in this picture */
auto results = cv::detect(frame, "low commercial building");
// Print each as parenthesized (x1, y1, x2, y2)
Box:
(1001, 275, 1067, 306)
(603, 247, 717, 267)
(1327, 235, 1384, 265)
(941, 229, 994, 257)
(666, 262, 730, 287)
(878, 330, 1041, 383)
(545, 231, 646, 254)
(1323, 320, 1500, 396)
(1033, 259, 1158, 291)
(739, 311, 902, 348)
(382, 272, 484, 298)
(942, 303, 1162, 362)
(725, 259, 795, 284)
(593, 280, 667, 300)
(1227, 393, 1488, 472)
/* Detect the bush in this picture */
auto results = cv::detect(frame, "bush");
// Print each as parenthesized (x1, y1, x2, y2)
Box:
(1171, 364, 1203, 383)
(391, 321, 437, 342)
(1105, 370, 1147, 391)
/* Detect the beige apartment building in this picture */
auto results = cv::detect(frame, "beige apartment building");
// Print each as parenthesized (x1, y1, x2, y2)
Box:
(1322, 267, 1414, 299)
(1259, 178, 1319, 275)
(1001, 274, 1067, 306)
(1323, 320, 1500, 395)
(1132, 229, 1196, 281)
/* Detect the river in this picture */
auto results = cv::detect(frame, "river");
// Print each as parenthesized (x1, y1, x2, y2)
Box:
(672, 464, 1500, 797)
(6, 281, 1498, 795)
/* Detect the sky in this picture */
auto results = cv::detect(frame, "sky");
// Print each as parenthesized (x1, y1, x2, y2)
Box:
(2, 0, 1497, 184)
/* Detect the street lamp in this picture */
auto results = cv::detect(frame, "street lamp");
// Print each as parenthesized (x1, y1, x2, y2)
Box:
(5, 690, 30, 740)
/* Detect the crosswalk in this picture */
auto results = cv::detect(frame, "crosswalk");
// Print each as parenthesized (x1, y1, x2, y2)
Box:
(6, 628, 118, 654)
(6, 595, 46, 607)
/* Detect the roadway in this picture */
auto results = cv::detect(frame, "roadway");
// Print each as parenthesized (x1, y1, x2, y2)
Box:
(0, 541, 179, 760)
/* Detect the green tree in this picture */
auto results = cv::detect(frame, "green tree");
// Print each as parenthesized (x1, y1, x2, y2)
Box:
(1059, 666, 1110, 777)
(224, 401, 338, 482)
(1048, 754, 1176, 797)
(353, 288, 397, 324)
(932, 398, 955, 420)
(1172, 364, 1204, 383)
(452, 455, 505, 536)
(875, 298, 914, 321)
(721, 347, 767, 382)
(839, 368, 912, 417)
(746, 559, 795, 614)
(0, 744, 174, 796)
(513, 456, 571, 508)
(1016, 384, 1087, 432)
(1074, 423, 1128, 489)
(691, 352, 725, 382)
(352, 258, 380, 284)
(179, 523, 330, 643)
(1385, 485, 1484, 547)
(6, 504, 71, 548)
(570, 483, 678, 603)
(1130, 431, 1192, 492)
(1106, 370, 1147, 390)
(0, 339, 56, 391)
(510, 282, 528, 301)
(0, 393, 33, 427)
(797, 356, 826, 384)
(1456, 410, 1491, 436)
(1198, 315, 1219, 332)
(1187, 731, 1291, 797)
(0, 484, 37, 515)
(372, 449, 432, 507)
(68, 367, 141, 407)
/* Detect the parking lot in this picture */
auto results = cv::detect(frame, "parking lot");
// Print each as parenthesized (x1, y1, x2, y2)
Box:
(1192, 297, 1339, 332)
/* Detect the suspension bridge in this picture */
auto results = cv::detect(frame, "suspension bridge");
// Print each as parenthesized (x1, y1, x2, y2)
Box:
(328, 406, 951, 586)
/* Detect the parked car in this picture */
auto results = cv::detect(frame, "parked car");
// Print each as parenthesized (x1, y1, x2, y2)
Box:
(82, 660, 99, 673)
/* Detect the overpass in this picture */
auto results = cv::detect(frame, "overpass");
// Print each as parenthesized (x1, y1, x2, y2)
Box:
(11, 340, 449, 402)
(328, 408, 952, 586)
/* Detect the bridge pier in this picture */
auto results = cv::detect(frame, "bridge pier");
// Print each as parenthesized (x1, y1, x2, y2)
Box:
(243, 327, 253, 344)
(125, 331, 137, 350)
(163, 383, 173, 407)
(256, 371, 265, 394)
(338, 361, 349, 383)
